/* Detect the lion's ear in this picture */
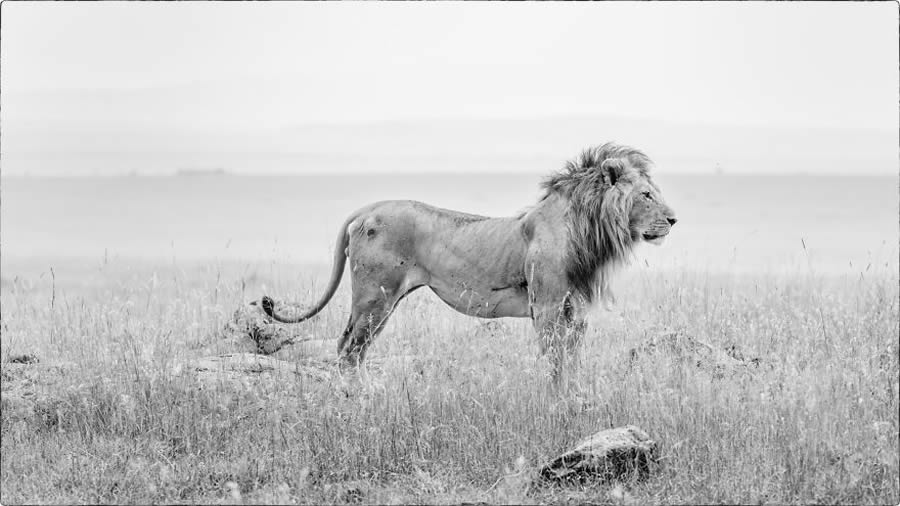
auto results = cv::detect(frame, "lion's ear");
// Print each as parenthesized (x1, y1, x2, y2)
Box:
(600, 158, 626, 187)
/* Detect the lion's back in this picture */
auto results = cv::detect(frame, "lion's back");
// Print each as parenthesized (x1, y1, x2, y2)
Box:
(356, 200, 491, 230)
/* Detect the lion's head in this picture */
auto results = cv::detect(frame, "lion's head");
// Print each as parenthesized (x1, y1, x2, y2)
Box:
(597, 154, 678, 245)
(541, 142, 677, 302)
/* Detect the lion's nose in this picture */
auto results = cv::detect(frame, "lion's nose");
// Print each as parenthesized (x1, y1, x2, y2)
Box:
(667, 217, 678, 226)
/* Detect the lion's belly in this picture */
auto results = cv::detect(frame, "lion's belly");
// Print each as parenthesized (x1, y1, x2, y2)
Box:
(357, 200, 532, 318)
(398, 211, 530, 319)
(428, 281, 530, 319)
(419, 221, 531, 318)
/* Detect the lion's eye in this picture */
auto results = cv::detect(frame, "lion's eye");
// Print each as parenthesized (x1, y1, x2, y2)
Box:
(642, 191, 653, 199)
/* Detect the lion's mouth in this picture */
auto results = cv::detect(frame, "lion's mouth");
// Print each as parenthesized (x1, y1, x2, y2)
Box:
(642, 232, 667, 245)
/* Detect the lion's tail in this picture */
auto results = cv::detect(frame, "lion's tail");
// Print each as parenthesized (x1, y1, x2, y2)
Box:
(258, 213, 356, 324)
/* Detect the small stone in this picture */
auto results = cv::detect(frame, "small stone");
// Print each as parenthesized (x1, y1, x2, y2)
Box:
(6, 354, 39, 364)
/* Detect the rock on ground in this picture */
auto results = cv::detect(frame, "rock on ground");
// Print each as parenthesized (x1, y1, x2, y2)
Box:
(628, 330, 761, 379)
(539, 425, 659, 485)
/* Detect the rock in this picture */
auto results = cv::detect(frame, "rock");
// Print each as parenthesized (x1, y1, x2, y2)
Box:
(222, 302, 321, 355)
(628, 330, 760, 379)
(181, 353, 332, 390)
(539, 425, 658, 485)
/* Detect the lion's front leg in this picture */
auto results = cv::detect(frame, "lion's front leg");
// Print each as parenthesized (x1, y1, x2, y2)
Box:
(531, 292, 587, 392)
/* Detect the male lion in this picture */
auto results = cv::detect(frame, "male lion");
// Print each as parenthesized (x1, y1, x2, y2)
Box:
(260, 142, 677, 387)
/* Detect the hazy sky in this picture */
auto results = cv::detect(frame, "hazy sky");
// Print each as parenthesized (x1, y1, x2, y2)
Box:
(4, 2, 897, 128)
(1, 2, 897, 175)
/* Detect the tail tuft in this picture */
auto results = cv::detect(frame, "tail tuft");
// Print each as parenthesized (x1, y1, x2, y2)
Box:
(260, 296, 276, 317)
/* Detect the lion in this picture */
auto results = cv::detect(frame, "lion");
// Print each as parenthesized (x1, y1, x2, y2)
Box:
(260, 142, 677, 387)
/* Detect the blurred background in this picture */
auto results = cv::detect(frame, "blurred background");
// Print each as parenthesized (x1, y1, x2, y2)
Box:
(1, 2, 897, 277)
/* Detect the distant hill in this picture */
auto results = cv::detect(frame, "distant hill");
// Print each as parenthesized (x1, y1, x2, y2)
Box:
(2, 87, 895, 175)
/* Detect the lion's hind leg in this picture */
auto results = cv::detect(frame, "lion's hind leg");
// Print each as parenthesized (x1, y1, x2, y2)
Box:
(336, 274, 423, 384)
(337, 293, 395, 372)
(336, 211, 428, 387)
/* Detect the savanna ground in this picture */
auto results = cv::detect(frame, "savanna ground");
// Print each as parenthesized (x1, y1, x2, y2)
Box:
(1, 255, 898, 505)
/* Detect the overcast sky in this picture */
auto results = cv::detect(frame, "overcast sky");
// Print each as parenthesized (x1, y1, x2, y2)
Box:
(1, 2, 897, 175)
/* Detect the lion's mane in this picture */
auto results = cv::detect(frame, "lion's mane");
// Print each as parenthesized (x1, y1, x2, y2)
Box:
(540, 142, 653, 304)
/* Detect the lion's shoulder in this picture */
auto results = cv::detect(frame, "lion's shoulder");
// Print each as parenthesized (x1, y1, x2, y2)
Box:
(520, 194, 568, 242)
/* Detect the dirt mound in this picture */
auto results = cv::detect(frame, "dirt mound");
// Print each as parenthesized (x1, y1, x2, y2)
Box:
(179, 353, 333, 390)
(628, 330, 762, 379)
(1, 360, 82, 427)
(222, 301, 333, 355)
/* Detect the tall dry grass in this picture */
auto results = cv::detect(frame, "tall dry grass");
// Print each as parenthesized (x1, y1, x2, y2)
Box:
(1, 255, 898, 504)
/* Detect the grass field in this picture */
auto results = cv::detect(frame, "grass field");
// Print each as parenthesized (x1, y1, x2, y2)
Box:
(1, 256, 898, 504)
